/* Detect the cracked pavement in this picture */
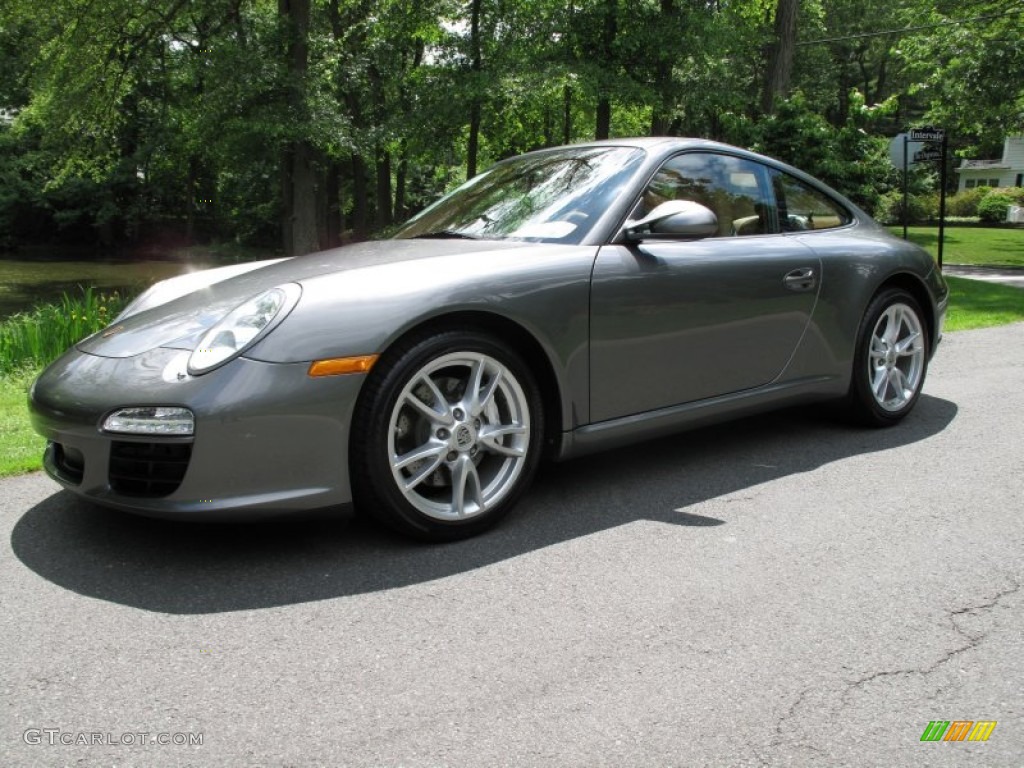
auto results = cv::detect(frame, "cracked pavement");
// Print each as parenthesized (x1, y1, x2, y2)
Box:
(2, 323, 1023, 767)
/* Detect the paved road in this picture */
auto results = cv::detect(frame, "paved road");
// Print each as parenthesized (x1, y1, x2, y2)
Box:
(2, 324, 1022, 767)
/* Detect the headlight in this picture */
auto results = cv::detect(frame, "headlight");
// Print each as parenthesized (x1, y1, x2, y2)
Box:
(188, 284, 301, 375)
(103, 407, 195, 436)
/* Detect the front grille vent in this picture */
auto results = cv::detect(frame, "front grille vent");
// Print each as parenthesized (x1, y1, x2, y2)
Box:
(109, 441, 192, 497)
(50, 442, 85, 485)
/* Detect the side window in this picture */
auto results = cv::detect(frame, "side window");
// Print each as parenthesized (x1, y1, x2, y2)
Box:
(639, 153, 776, 237)
(773, 172, 852, 231)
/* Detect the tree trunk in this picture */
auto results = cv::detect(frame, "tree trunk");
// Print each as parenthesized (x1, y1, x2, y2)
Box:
(595, 0, 617, 140)
(291, 140, 319, 254)
(186, 155, 198, 243)
(466, 0, 484, 178)
(375, 148, 392, 229)
(650, 0, 676, 135)
(351, 154, 370, 241)
(562, 2, 575, 145)
(761, 0, 798, 115)
(325, 0, 346, 244)
(393, 39, 421, 221)
(468, 102, 482, 177)
(279, 0, 319, 255)
(394, 139, 408, 221)
(325, 160, 343, 247)
(595, 98, 611, 140)
(563, 83, 572, 145)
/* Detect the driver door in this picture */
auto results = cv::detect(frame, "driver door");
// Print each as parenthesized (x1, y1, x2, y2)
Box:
(589, 152, 820, 423)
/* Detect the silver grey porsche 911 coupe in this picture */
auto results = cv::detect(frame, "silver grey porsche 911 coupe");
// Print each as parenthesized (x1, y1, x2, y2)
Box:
(29, 138, 948, 540)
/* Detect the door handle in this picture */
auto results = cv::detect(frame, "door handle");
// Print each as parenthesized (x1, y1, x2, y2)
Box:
(783, 267, 816, 292)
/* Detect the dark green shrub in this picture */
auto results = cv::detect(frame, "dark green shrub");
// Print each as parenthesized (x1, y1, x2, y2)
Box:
(978, 193, 1013, 223)
(875, 191, 938, 225)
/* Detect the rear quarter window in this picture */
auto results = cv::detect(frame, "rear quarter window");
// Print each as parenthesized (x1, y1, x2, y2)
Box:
(773, 172, 852, 232)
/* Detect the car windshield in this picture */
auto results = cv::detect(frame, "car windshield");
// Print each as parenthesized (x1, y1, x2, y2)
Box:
(393, 146, 646, 244)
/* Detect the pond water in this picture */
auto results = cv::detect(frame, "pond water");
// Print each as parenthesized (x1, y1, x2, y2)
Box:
(0, 249, 270, 318)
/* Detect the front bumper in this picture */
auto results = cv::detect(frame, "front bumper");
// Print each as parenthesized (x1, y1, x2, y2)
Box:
(29, 347, 363, 519)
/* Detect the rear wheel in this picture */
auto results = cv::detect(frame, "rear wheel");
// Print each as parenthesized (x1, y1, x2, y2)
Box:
(352, 330, 543, 541)
(847, 288, 929, 426)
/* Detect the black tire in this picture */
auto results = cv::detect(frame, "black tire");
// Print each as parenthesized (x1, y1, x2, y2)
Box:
(351, 329, 543, 541)
(847, 288, 929, 426)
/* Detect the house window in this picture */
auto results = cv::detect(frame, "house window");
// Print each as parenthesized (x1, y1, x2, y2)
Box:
(989, 178, 1000, 187)
(965, 179, 976, 189)
(1016, 173, 1022, 187)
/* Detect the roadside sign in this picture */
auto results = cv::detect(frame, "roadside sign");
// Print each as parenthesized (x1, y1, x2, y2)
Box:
(888, 133, 924, 169)
(893, 126, 948, 269)
(913, 147, 943, 163)
(909, 126, 945, 142)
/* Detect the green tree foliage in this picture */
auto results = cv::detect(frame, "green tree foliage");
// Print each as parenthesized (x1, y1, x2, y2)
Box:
(0, 0, 1018, 253)
(901, 0, 1024, 158)
(727, 90, 896, 214)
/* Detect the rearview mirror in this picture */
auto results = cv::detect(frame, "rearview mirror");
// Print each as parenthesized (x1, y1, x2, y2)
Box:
(624, 200, 718, 241)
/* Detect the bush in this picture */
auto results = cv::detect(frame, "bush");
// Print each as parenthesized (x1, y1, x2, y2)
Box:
(946, 187, 988, 218)
(978, 193, 1013, 223)
(994, 187, 1024, 204)
(875, 191, 939, 225)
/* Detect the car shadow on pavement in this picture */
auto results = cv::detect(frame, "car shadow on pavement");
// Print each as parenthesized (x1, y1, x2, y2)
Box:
(10, 395, 957, 614)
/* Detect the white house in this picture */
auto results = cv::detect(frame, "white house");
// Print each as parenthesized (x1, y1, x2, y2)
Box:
(956, 136, 1024, 192)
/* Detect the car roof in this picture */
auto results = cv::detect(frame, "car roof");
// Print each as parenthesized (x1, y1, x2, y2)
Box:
(517, 136, 730, 156)
(512, 136, 795, 173)
(568, 136, 720, 150)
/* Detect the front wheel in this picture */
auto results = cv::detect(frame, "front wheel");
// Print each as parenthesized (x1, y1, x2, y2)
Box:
(351, 330, 543, 541)
(847, 288, 929, 426)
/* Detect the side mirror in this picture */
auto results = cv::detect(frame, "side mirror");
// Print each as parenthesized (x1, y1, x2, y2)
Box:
(624, 200, 718, 241)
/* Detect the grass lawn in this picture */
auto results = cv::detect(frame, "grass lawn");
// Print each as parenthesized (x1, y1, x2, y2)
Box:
(887, 226, 1024, 267)
(944, 276, 1024, 331)
(1, 276, 1022, 479)
(0, 371, 43, 477)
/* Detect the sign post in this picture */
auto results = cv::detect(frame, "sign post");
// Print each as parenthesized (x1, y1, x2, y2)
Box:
(903, 134, 909, 241)
(908, 126, 948, 270)
(937, 132, 948, 270)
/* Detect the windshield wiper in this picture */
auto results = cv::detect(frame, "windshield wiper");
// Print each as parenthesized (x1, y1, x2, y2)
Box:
(410, 231, 480, 240)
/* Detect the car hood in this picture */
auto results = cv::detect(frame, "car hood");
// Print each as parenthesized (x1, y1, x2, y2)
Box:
(78, 239, 531, 358)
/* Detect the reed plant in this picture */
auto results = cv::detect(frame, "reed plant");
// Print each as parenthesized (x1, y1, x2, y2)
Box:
(0, 287, 129, 374)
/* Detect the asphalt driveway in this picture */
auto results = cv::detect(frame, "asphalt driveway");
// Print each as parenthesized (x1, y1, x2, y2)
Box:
(2, 323, 1022, 767)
